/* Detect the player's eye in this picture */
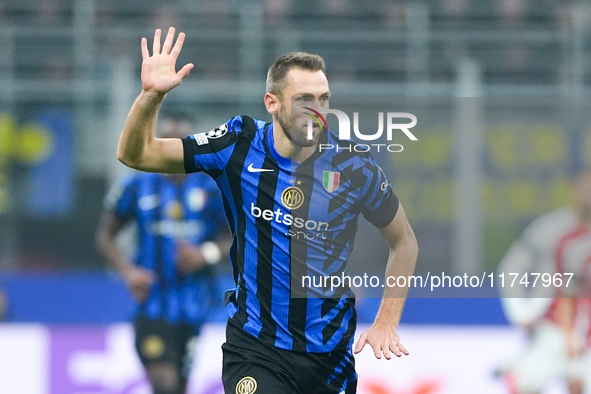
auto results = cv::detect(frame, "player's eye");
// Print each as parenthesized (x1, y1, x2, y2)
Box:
(297, 96, 313, 102)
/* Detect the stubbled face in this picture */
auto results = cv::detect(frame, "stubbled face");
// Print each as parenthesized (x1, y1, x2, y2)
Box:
(274, 68, 330, 148)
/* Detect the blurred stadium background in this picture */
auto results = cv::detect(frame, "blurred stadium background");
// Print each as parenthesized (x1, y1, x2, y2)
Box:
(1, 0, 590, 393)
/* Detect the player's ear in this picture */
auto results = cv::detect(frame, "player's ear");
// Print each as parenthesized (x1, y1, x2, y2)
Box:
(264, 92, 279, 115)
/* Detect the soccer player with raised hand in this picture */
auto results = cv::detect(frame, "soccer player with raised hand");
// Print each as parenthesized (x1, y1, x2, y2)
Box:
(117, 27, 418, 394)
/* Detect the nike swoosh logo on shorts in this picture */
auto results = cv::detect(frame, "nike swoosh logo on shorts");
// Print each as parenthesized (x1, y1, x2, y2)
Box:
(247, 163, 274, 173)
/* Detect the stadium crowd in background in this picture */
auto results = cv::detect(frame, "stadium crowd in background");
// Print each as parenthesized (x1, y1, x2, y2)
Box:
(0, 0, 581, 89)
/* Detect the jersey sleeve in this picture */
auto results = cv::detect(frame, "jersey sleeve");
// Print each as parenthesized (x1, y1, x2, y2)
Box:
(181, 116, 245, 177)
(103, 173, 137, 220)
(359, 158, 399, 228)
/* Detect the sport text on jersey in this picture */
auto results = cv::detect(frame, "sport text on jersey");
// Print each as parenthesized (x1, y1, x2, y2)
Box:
(250, 203, 329, 240)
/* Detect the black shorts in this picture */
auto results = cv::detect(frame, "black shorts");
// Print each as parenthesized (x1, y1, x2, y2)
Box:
(134, 316, 198, 378)
(221, 322, 357, 394)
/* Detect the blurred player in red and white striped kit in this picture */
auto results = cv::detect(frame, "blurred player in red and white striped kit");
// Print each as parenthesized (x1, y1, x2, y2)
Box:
(555, 171, 591, 394)
(498, 170, 591, 394)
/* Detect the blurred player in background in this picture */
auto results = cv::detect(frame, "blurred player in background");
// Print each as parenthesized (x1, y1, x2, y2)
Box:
(96, 111, 230, 394)
(115, 27, 418, 394)
(554, 171, 591, 394)
(497, 170, 591, 394)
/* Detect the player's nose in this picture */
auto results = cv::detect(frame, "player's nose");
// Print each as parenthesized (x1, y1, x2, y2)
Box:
(308, 98, 325, 110)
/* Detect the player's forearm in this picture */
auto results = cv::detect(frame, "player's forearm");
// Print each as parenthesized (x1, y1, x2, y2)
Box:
(556, 297, 581, 358)
(373, 297, 406, 329)
(117, 90, 164, 170)
(96, 232, 134, 277)
(375, 237, 418, 327)
(556, 297, 576, 332)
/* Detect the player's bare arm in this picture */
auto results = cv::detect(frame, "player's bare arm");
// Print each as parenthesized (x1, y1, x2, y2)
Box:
(555, 295, 582, 358)
(117, 27, 193, 173)
(95, 211, 155, 302)
(354, 204, 418, 360)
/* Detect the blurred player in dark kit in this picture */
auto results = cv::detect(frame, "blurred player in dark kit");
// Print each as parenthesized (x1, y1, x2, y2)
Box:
(96, 111, 229, 394)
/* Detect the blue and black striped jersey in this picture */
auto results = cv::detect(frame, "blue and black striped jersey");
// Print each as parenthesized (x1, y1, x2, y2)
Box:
(182, 116, 399, 352)
(105, 172, 226, 328)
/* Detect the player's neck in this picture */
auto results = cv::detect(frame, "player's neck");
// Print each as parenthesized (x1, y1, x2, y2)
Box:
(272, 123, 316, 164)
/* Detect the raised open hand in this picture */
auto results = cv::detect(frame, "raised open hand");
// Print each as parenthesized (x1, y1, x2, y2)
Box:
(140, 27, 194, 94)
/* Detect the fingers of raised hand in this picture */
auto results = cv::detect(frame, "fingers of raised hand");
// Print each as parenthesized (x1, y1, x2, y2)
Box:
(170, 31, 186, 57)
(145, 27, 184, 57)
(141, 37, 149, 60)
(152, 28, 162, 55)
(177, 63, 194, 81)
(161, 27, 176, 55)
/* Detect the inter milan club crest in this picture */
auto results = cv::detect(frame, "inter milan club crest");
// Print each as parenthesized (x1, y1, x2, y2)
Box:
(323, 171, 340, 193)
(281, 186, 304, 209)
(235, 376, 257, 394)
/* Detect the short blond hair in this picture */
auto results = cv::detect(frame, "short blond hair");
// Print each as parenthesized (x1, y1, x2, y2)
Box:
(265, 52, 326, 97)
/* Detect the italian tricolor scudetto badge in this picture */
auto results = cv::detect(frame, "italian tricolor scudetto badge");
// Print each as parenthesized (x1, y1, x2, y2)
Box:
(323, 171, 340, 192)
